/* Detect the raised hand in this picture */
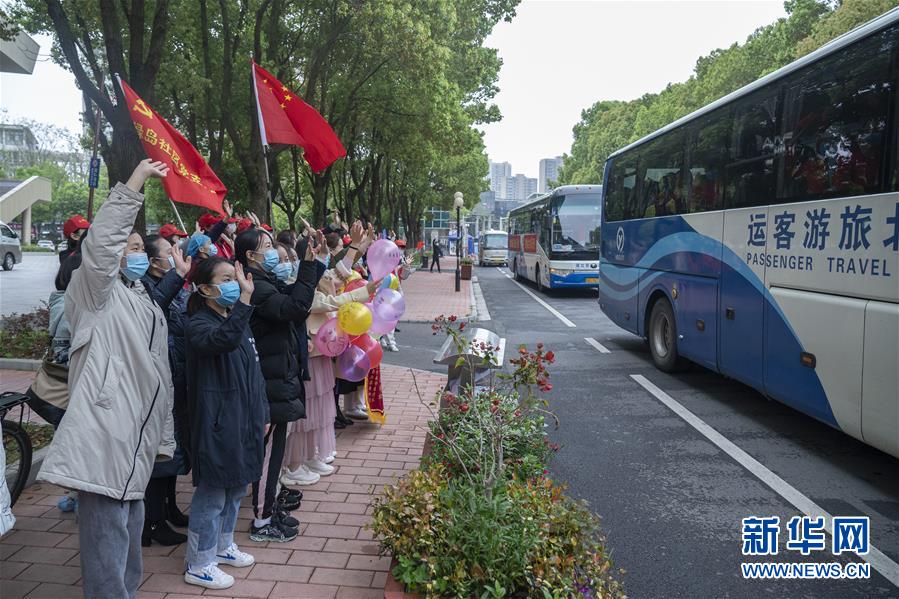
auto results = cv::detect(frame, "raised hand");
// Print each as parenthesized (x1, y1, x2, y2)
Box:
(171, 242, 191, 277)
(315, 230, 329, 259)
(126, 159, 169, 193)
(223, 198, 233, 218)
(235, 261, 254, 303)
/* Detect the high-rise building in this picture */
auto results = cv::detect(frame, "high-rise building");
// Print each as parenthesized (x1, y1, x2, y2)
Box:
(538, 156, 564, 193)
(488, 161, 512, 197)
(505, 174, 538, 201)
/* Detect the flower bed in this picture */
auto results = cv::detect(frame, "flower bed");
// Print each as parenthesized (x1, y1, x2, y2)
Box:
(371, 316, 624, 598)
(0, 307, 51, 359)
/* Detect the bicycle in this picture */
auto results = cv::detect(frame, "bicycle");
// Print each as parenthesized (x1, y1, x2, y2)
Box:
(1, 391, 33, 506)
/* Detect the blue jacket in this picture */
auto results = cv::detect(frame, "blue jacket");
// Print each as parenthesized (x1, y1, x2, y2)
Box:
(185, 302, 269, 489)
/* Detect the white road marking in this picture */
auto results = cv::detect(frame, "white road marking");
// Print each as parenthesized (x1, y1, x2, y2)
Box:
(630, 373, 899, 588)
(500, 269, 576, 328)
(585, 337, 611, 354)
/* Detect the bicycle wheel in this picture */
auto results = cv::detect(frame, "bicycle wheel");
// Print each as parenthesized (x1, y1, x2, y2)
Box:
(3, 420, 32, 506)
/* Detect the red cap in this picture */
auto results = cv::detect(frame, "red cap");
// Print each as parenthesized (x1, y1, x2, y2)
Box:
(342, 234, 352, 246)
(159, 223, 188, 239)
(197, 213, 219, 231)
(236, 218, 254, 234)
(63, 215, 90, 239)
(395, 239, 407, 248)
(226, 217, 240, 223)
(261, 223, 273, 232)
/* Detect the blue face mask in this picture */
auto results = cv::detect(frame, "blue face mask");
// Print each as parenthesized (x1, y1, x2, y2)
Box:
(211, 281, 240, 308)
(205, 244, 219, 257)
(122, 252, 149, 281)
(273, 261, 292, 281)
(291, 260, 299, 278)
(258, 248, 280, 272)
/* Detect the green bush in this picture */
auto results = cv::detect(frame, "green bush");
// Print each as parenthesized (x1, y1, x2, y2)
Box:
(21, 244, 55, 253)
(0, 307, 51, 359)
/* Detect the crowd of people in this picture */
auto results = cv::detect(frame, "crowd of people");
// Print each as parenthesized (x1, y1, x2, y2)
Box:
(19, 160, 414, 596)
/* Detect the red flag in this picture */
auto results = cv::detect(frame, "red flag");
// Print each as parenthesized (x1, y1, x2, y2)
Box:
(119, 78, 226, 216)
(253, 62, 347, 172)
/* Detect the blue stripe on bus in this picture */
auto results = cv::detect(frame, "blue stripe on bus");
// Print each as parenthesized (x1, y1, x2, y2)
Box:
(600, 219, 838, 428)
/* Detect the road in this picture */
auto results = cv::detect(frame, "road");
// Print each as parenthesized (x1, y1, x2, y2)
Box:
(0, 252, 58, 317)
(386, 265, 899, 599)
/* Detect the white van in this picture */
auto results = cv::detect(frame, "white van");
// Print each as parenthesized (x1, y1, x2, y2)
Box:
(477, 230, 508, 266)
(0, 221, 22, 271)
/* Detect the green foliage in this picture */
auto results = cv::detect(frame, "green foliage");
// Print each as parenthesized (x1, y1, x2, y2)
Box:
(21, 245, 55, 252)
(559, 0, 898, 185)
(0, 307, 51, 359)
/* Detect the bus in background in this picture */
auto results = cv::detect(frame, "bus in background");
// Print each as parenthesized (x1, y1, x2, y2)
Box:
(598, 9, 899, 458)
(477, 230, 508, 266)
(508, 185, 602, 291)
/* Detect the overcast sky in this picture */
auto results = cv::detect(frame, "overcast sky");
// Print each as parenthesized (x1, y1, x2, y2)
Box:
(2, 1, 787, 178)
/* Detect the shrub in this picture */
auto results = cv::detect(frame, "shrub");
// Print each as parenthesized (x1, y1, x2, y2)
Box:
(21, 244, 55, 253)
(0, 307, 51, 359)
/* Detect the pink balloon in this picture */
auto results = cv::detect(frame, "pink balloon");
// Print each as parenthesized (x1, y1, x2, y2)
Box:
(314, 317, 350, 357)
(371, 288, 405, 322)
(367, 239, 403, 280)
(352, 334, 383, 369)
(336, 345, 371, 382)
(369, 312, 398, 335)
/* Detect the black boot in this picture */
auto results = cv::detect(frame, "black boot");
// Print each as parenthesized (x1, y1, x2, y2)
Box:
(335, 401, 354, 426)
(142, 519, 187, 547)
(164, 477, 189, 528)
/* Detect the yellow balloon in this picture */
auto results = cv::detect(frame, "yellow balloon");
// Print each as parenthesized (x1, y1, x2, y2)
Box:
(337, 302, 372, 336)
(388, 274, 400, 290)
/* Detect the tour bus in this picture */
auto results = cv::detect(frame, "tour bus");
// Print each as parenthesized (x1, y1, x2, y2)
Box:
(508, 185, 602, 291)
(477, 229, 508, 266)
(598, 8, 899, 458)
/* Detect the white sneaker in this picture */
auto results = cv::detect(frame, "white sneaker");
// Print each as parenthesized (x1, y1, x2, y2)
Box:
(184, 563, 234, 589)
(305, 457, 335, 475)
(345, 406, 369, 420)
(323, 453, 335, 464)
(388, 342, 399, 352)
(216, 543, 255, 568)
(281, 465, 321, 486)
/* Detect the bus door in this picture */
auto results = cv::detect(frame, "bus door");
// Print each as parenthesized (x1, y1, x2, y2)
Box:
(719, 207, 766, 390)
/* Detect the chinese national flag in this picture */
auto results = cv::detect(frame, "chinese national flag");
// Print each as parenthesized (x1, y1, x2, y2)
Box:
(119, 78, 226, 216)
(252, 62, 347, 173)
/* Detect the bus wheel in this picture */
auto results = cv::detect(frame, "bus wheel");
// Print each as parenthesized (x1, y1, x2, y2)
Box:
(648, 299, 686, 372)
(536, 265, 545, 293)
(513, 260, 521, 281)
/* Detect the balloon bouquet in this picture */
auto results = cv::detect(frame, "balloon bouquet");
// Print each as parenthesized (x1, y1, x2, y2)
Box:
(312, 239, 406, 382)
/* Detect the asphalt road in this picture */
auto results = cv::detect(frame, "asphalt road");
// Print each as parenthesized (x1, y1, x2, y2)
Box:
(386, 265, 899, 599)
(0, 252, 58, 317)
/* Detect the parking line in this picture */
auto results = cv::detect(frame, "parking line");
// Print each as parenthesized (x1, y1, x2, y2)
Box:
(630, 373, 899, 588)
(500, 269, 576, 328)
(585, 337, 611, 354)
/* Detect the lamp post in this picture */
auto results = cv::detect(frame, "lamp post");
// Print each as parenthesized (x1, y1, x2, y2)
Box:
(453, 191, 464, 292)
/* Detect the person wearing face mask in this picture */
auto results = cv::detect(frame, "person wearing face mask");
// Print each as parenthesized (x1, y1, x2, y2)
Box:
(59, 214, 90, 263)
(159, 223, 188, 247)
(234, 227, 327, 543)
(181, 257, 268, 590)
(141, 234, 194, 545)
(37, 159, 176, 599)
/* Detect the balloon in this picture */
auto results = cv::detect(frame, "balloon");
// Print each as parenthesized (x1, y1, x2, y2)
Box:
(379, 273, 400, 291)
(344, 278, 366, 293)
(336, 345, 371, 382)
(371, 288, 405, 322)
(367, 239, 403, 280)
(352, 334, 383, 369)
(337, 302, 373, 336)
(369, 312, 398, 335)
(314, 317, 349, 357)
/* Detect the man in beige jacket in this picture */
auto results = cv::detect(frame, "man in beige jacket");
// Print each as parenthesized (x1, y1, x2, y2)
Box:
(38, 159, 176, 599)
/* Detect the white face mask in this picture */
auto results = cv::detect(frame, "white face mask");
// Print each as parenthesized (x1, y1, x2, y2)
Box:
(226, 223, 237, 234)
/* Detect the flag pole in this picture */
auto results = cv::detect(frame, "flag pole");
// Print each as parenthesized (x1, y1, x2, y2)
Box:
(251, 59, 275, 225)
(168, 198, 188, 234)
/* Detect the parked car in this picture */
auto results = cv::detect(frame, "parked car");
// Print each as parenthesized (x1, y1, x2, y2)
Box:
(37, 239, 56, 252)
(57, 240, 67, 253)
(0, 221, 23, 270)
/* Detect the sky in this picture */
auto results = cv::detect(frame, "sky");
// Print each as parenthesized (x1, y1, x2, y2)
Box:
(481, 0, 787, 178)
(1, 1, 787, 178)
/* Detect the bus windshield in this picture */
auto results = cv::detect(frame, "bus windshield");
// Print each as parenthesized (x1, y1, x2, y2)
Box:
(483, 234, 507, 249)
(551, 194, 601, 253)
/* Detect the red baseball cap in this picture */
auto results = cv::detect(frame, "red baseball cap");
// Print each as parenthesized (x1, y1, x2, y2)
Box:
(226, 217, 240, 224)
(395, 239, 407, 248)
(63, 215, 90, 239)
(159, 223, 188, 239)
(236, 218, 254, 234)
(197, 213, 219, 231)
(261, 223, 273, 232)
(342, 234, 352, 246)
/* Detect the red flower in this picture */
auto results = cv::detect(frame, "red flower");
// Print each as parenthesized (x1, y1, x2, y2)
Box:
(458, 322, 466, 330)
(537, 342, 544, 350)
(544, 351, 555, 363)
(448, 315, 457, 322)
(544, 383, 553, 392)
(460, 403, 469, 413)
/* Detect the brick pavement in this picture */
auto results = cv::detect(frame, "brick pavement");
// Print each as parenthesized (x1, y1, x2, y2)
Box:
(401, 257, 473, 322)
(0, 365, 445, 599)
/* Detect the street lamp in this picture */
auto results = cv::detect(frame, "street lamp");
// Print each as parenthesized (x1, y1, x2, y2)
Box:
(453, 191, 464, 293)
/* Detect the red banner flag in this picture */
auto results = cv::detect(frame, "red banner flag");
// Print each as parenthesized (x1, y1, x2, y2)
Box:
(253, 62, 347, 173)
(119, 78, 226, 215)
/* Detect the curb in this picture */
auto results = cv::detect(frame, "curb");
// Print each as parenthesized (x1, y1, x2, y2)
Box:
(0, 358, 41, 371)
(470, 275, 490, 322)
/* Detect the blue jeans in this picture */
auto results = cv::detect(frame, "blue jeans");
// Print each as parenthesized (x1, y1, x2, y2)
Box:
(78, 492, 143, 599)
(186, 484, 246, 568)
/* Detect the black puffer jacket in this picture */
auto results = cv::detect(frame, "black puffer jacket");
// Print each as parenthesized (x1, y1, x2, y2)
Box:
(247, 261, 318, 423)
(185, 302, 269, 488)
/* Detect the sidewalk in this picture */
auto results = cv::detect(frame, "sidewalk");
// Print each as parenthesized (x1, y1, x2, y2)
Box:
(0, 364, 445, 599)
(401, 256, 474, 322)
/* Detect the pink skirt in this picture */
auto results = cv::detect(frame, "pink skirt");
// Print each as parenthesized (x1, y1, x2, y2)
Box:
(284, 356, 337, 466)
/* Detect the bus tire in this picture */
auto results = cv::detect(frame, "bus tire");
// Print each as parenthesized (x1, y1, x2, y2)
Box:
(536, 265, 545, 293)
(513, 260, 521, 281)
(648, 298, 686, 372)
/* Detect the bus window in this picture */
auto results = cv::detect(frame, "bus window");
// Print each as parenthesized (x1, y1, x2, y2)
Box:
(687, 112, 731, 213)
(606, 153, 638, 222)
(726, 89, 781, 208)
(781, 25, 896, 201)
(638, 129, 686, 218)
